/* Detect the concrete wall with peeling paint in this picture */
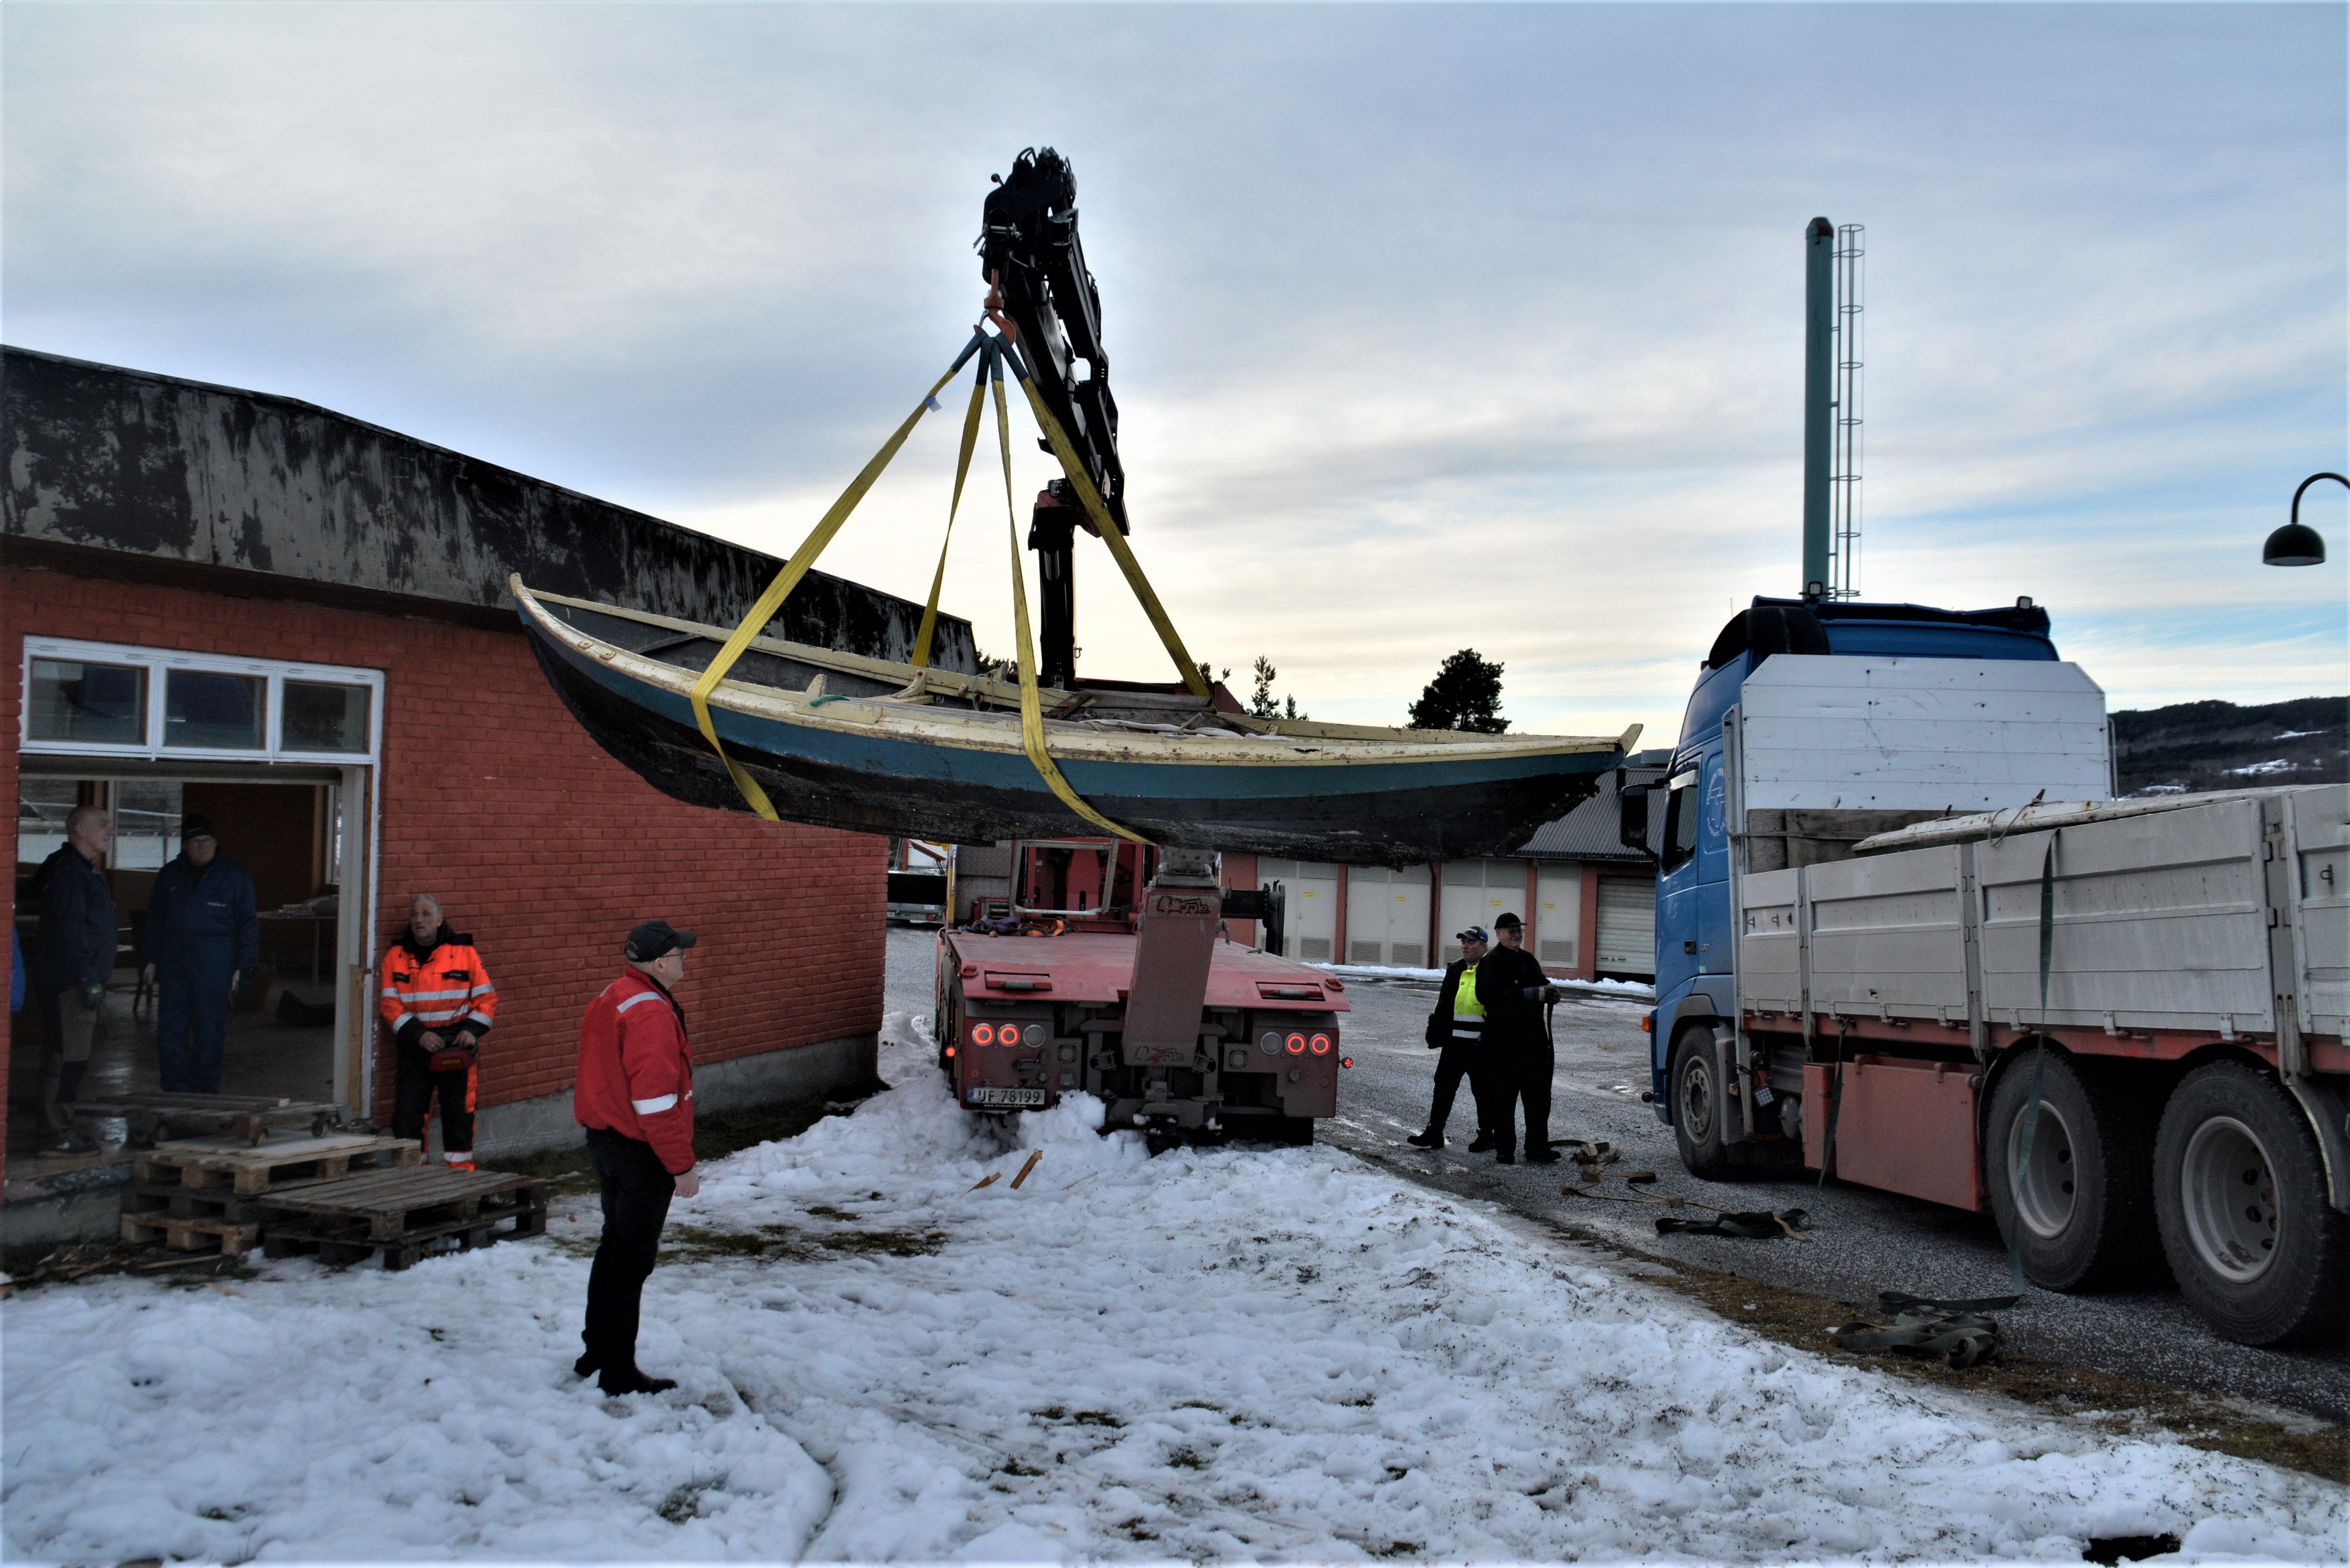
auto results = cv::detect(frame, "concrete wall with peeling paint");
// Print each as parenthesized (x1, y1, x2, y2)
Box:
(1, 345, 974, 670)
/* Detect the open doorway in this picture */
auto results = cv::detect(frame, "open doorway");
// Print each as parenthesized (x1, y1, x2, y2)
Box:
(11, 766, 374, 1171)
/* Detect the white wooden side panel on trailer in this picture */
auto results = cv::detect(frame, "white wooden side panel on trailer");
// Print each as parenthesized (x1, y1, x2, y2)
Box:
(1975, 797, 2273, 1035)
(1736, 655, 2112, 813)
(1737, 868, 1803, 1014)
(2289, 785, 2349, 1038)
(1806, 845, 1972, 1022)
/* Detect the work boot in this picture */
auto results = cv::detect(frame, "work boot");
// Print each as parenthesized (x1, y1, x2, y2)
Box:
(42, 1129, 98, 1157)
(1405, 1129, 1443, 1149)
(573, 1352, 600, 1378)
(598, 1368, 678, 1397)
(1526, 1145, 1562, 1165)
(1494, 1149, 1516, 1166)
(1466, 1132, 1495, 1154)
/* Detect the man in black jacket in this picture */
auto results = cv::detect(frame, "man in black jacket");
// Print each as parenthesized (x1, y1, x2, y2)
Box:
(1408, 926, 1499, 1154)
(34, 805, 116, 1154)
(1481, 912, 1561, 1163)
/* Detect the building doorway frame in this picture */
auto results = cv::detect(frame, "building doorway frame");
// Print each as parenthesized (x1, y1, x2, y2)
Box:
(18, 635, 386, 1116)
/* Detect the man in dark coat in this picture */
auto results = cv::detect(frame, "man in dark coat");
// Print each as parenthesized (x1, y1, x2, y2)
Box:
(34, 804, 117, 1153)
(141, 815, 260, 1094)
(1408, 926, 1499, 1154)
(1480, 912, 1561, 1163)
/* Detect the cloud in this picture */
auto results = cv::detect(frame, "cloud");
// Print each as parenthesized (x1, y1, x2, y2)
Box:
(5, 2, 2342, 740)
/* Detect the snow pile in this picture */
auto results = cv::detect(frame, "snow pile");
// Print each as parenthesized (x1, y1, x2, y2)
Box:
(4, 1012, 2341, 1563)
(1316, 961, 1656, 1001)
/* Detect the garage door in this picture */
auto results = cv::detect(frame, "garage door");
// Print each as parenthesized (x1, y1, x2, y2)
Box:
(1594, 877, 1655, 978)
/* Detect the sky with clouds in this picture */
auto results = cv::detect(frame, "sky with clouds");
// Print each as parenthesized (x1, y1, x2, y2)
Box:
(6, 3, 2343, 742)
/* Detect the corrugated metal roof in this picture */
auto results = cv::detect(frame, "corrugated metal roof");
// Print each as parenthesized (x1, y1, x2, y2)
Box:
(1516, 751, 1671, 862)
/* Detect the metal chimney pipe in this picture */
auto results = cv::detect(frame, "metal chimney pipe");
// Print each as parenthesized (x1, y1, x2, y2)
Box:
(1803, 216, 1834, 597)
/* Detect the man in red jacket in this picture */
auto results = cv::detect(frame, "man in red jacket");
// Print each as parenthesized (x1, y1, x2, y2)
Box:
(573, 919, 702, 1396)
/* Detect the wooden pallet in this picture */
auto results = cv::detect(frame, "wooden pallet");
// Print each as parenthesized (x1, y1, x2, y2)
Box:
(68, 1093, 350, 1147)
(123, 1179, 273, 1227)
(258, 1168, 546, 1271)
(136, 1134, 422, 1195)
(120, 1212, 259, 1257)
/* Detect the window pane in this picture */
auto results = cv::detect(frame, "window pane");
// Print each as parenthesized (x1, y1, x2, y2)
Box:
(281, 680, 372, 753)
(112, 780, 183, 871)
(164, 668, 266, 750)
(28, 659, 146, 744)
(17, 779, 79, 867)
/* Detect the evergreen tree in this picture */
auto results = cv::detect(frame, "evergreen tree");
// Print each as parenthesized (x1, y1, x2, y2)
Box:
(1408, 649, 1508, 733)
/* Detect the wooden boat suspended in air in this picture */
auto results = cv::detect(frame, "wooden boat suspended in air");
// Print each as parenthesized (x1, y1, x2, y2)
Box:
(516, 579, 1634, 866)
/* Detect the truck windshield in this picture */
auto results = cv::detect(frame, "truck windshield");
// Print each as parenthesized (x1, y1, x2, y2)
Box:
(1660, 769, 1699, 873)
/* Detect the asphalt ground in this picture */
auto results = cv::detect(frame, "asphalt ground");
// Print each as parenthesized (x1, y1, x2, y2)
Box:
(883, 928, 2350, 1430)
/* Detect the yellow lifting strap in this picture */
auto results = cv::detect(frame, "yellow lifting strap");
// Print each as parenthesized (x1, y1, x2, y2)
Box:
(911, 353, 992, 670)
(989, 354, 1148, 844)
(689, 332, 986, 820)
(998, 342, 1211, 699)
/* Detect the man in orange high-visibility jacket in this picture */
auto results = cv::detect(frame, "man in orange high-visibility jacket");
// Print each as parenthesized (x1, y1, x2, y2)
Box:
(379, 893, 498, 1171)
(572, 918, 701, 1397)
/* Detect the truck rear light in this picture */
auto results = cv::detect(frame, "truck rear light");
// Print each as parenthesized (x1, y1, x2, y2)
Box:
(1309, 1034, 1332, 1055)
(1341, 1056, 1354, 1068)
(1286, 1033, 1307, 1054)
(944, 1044, 957, 1058)
(971, 1022, 995, 1045)
(1260, 1031, 1282, 1055)
(1023, 1023, 1046, 1047)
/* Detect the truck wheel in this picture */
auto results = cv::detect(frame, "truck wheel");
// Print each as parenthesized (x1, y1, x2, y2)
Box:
(1669, 1026, 1733, 1180)
(1983, 1047, 2155, 1292)
(2153, 1061, 2348, 1347)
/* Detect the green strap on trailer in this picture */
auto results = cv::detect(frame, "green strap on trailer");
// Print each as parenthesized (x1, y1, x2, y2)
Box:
(2007, 834, 2059, 1296)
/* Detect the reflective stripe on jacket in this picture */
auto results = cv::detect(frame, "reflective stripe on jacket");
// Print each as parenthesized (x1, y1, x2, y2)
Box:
(573, 969, 696, 1174)
(379, 928, 498, 1050)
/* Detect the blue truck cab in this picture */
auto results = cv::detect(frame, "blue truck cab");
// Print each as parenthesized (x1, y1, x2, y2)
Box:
(1641, 596, 2064, 1119)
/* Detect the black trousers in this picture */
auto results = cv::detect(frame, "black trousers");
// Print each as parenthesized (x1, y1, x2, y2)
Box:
(1474, 1037, 1554, 1156)
(581, 1126, 676, 1376)
(392, 1044, 476, 1156)
(1424, 1037, 1485, 1138)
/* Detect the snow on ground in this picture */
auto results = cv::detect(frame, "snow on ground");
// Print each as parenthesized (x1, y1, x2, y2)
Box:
(5, 1016, 2343, 1564)
(1313, 963, 1656, 1002)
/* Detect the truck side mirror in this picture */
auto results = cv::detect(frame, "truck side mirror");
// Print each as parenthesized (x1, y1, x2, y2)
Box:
(1618, 783, 1655, 856)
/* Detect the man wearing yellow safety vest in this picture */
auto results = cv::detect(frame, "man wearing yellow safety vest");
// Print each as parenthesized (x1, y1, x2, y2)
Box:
(378, 893, 498, 1170)
(1408, 926, 1505, 1158)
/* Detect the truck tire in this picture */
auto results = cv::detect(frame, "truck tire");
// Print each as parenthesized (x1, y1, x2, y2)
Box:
(1670, 1026, 1733, 1181)
(1983, 1047, 2155, 1292)
(2152, 1060, 2349, 1347)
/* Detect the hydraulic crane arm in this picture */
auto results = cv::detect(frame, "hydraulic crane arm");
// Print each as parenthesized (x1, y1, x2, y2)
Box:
(980, 146, 1126, 689)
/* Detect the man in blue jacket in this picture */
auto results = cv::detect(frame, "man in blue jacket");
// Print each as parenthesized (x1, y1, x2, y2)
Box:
(141, 814, 259, 1095)
(34, 804, 117, 1152)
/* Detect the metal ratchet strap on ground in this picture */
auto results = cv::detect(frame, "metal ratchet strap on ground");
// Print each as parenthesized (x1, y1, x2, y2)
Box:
(691, 330, 989, 817)
(995, 337, 1211, 699)
(988, 349, 1149, 844)
(913, 343, 996, 670)
(2006, 833, 2059, 1295)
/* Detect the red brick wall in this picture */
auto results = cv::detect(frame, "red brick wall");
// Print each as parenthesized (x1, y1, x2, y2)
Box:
(2, 565, 884, 1168)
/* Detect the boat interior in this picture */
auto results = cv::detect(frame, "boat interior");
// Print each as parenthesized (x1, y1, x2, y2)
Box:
(531, 587, 1589, 748)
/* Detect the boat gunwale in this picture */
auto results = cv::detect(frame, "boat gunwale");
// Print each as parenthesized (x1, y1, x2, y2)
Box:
(514, 578, 1634, 768)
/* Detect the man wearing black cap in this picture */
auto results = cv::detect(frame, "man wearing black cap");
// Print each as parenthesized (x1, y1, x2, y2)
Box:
(1482, 913, 1562, 1163)
(141, 814, 258, 1095)
(573, 919, 702, 1396)
(1408, 925, 1498, 1154)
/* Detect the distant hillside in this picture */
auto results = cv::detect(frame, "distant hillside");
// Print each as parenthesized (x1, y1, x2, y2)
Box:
(2111, 695, 2347, 797)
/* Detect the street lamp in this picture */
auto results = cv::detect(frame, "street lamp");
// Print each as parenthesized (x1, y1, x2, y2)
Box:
(2264, 472, 2344, 567)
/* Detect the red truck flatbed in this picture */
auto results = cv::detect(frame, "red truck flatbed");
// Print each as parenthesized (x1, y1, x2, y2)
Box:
(935, 928, 1351, 1145)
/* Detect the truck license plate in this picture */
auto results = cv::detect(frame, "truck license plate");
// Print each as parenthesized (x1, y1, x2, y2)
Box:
(967, 1086, 1047, 1109)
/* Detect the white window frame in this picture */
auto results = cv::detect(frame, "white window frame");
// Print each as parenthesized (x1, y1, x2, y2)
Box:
(20, 636, 385, 765)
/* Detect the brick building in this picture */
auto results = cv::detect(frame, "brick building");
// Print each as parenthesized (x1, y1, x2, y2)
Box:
(1217, 751, 1667, 982)
(3, 346, 974, 1237)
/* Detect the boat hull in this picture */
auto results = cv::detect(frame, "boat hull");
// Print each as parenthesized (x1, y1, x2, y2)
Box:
(523, 602, 1617, 864)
